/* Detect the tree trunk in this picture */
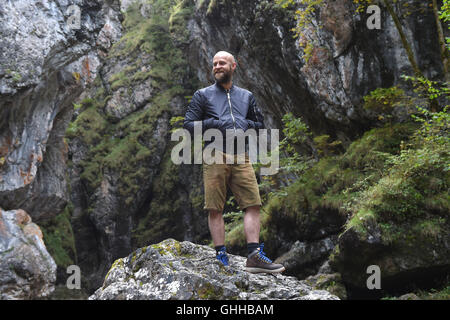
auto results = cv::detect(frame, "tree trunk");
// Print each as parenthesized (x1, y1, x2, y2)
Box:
(431, 0, 450, 83)
(382, 0, 424, 78)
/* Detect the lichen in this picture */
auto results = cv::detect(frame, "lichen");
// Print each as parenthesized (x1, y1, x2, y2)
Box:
(103, 258, 125, 287)
(151, 240, 182, 256)
(196, 282, 224, 299)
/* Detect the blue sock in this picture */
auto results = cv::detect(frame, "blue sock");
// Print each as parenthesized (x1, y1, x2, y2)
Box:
(215, 245, 226, 254)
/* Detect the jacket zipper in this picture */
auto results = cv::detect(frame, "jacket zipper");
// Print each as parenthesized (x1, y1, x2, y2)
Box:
(226, 89, 237, 134)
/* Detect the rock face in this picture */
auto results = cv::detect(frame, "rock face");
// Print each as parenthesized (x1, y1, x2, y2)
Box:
(58, 0, 448, 293)
(331, 220, 450, 295)
(0, 0, 122, 221)
(0, 208, 57, 299)
(0, 0, 122, 295)
(186, 0, 444, 140)
(1, 0, 447, 299)
(275, 235, 338, 280)
(89, 239, 339, 300)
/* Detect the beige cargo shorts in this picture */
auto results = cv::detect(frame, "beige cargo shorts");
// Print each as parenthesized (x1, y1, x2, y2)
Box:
(202, 149, 262, 213)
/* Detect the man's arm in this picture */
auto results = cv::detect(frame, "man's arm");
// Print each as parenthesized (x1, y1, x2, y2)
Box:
(246, 94, 265, 130)
(183, 90, 218, 134)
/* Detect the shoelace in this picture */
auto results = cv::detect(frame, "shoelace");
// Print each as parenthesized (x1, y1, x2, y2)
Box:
(216, 250, 229, 266)
(257, 243, 272, 264)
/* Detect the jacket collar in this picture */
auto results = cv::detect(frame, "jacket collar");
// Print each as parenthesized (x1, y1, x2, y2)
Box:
(215, 81, 234, 92)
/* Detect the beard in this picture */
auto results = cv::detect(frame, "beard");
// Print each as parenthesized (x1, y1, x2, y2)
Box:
(214, 69, 232, 84)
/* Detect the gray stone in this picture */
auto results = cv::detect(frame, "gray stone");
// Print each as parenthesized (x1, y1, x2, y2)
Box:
(89, 239, 339, 300)
(275, 235, 338, 279)
(0, 208, 56, 300)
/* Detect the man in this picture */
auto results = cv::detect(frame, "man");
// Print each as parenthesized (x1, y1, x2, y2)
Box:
(183, 51, 285, 274)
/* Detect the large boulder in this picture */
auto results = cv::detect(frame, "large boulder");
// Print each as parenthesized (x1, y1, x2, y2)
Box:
(274, 235, 338, 280)
(0, 208, 57, 299)
(89, 238, 339, 300)
(330, 220, 450, 297)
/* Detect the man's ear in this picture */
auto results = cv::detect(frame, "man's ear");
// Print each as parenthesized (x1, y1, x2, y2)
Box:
(231, 62, 237, 71)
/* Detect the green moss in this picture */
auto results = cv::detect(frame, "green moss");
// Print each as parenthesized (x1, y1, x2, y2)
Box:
(132, 148, 185, 246)
(169, 0, 195, 41)
(40, 203, 77, 268)
(345, 136, 449, 237)
(103, 258, 125, 286)
(197, 282, 224, 299)
(260, 122, 421, 249)
(341, 123, 419, 171)
(109, 71, 132, 91)
(223, 211, 246, 251)
(206, 0, 217, 15)
(151, 240, 182, 256)
(65, 100, 109, 145)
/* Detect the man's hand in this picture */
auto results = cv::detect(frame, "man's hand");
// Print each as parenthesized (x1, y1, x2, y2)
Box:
(205, 117, 234, 134)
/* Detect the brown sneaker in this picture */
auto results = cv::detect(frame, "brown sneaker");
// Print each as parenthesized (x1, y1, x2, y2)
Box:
(245, 243, 285, 274)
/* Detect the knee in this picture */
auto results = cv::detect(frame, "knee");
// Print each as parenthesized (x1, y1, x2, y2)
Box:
(209, 210, 222, 218)
(244, 205, 260, 214)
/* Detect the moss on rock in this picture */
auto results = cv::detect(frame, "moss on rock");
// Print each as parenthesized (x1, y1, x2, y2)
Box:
(40, 203, 77, 269)
(258, 122, 419, 255)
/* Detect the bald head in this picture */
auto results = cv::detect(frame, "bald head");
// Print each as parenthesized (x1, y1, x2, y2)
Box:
(213, 51, 236, 64)
(212, 51, 236, 88)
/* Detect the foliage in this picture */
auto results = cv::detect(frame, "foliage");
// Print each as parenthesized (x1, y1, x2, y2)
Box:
(260, 115, 424, 253)
(362, 86, 415, 122)
(344, 76, 450, 243)
(169, 115, 185, 132)
(278, 112, 315, 176)
(363, 86, 406, 113)
(280, 112, 310, 149)
(313, 134, 342, 157)
(40, 204, 77, 268)
(275, 0, 323, 64)
(343, 102, 449, 241)
(401, 75, 449, 104)
(440, 0, 450, 49)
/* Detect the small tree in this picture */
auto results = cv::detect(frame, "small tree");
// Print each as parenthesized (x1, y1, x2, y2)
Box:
(436, 0, 450, 82)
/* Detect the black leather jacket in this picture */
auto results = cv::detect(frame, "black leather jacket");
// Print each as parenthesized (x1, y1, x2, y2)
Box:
(183, 82, 265, 154)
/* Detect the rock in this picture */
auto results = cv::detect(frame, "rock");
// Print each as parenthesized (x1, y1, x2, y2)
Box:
(304, 273, 347, 300)
(274, 235, 338, 279)
(0, 0, 122, 221)
(330, 221, 450, 293)
(0, 208, 57, 299)
(89, 239, 339, 300)
(398, 293, 420, 300)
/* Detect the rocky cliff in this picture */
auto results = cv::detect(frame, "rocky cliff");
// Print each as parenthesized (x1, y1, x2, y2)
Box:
(0, 0, 448, 299)
(0, 0, 123, 297)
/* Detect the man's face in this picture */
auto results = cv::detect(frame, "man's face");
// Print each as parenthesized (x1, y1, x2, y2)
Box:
(212, 54, 235, 84)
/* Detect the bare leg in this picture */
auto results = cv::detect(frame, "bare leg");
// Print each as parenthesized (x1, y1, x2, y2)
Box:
(208, 210, 225, 247)
(244, 205, 260, 244)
